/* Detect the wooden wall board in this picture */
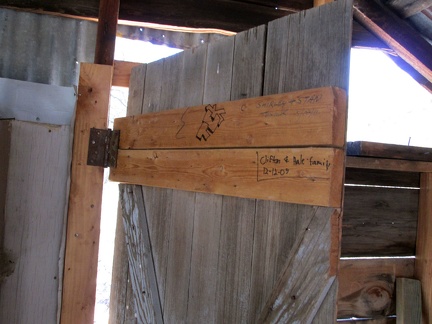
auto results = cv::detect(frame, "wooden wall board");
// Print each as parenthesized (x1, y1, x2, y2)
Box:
(347, 141, 432, 162)
(0, 121, 71, 324)
(114, 87, 346, 150)
(117, 0, 353, 322)
(111, 147, 345, 207)
(119, 185, 163, 323)
(345, 168, 420, 188)
(258, 208, 339, 323)
(342, 186, 418, 257)
(396, 278, 422, 324)
(338, 257, 415, 319)
(61, 63, 112, 324)
(346, 156, 432, 173)
(415, 172, 432, 323)
(0, 120, 11, 250)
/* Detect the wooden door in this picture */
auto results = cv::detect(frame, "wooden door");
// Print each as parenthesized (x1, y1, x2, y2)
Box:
(112, 1, 352, 322)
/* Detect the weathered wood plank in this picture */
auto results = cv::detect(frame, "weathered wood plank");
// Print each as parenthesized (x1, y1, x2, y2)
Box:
(346, 156, 432, 173)
(112, 61, 142, 88)
(415, 172, 432, 323)
(338, 258, 415, 319)
(187, 36, 232, 323)
(0, 120, 11, 251)
(0, 121, 71, 324)
(314, 280, 338, 323)
(119, 185, 163, 324)
(345, 168, 420, 188)
(163, 44, 208, 323)
(264, 0, 352, 94)
(125, 64, 146, 116)
(61, 63, 112, 324)
(111, 147, 345, 207)
(258, 208, 339, 323)
(347, 141, 432, 162)
(115, 87, 346, 150)
(342, 186, 418, 257)
(396, 278, 422, 324)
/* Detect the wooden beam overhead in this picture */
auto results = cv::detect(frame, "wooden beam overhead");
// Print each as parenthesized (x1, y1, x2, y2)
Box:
(353, 0, 432, 83)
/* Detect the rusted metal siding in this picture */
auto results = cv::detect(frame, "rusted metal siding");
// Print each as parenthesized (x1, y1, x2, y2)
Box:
(0, 8, 97, 86)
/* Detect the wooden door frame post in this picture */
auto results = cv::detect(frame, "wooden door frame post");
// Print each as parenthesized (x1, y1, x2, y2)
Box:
(60, 0, 119, 323)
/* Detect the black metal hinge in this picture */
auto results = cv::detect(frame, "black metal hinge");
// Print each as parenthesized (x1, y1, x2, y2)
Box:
(87, 128, 120, 168)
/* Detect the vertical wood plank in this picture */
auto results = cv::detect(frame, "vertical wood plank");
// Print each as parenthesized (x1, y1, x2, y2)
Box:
(126, 64, 147, 116)
(396, 278, 422, 324)
(258, 208, 339, 323)
(187, 37, 232, 322)
(415, 172, 432, 323)
(216, 25, 266, 323)
(61, 63, 112, 324)
(120, 185, 163, 324)
(0, 120, 11, 249)
(0, 121, 71, 324)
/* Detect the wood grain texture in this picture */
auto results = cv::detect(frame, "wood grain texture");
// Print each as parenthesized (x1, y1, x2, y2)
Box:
(117, 1, 352, 322)
(347, 141, 432, 162)
(338, 258, 415, 319)
(119, 185, 163, 323)
(112, 61, 142, 88)
(61, 63, 112, 324)
(0, 120, 11, 250)
(114, 87, 346, 150)
(258, 208, 339, 323)
(345, 168, 420, 188)
(0, 121, 71, 324)
(111, 147, 345, 207)
(415, 172, 432, 323)
(396, 278, 421, 324)
(346, 156, 432, 172)
(342, 186, 418, 257)
(94, 0, 119, 65)
(125, 64, 147, 117)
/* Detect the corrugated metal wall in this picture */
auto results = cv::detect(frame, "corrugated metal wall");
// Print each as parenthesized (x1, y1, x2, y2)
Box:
(0, 8, 97, 86)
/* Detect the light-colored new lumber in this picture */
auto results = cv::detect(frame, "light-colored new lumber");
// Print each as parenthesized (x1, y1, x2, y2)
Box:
(415, 172, 432, 323)
(114, 87, 346, 150)
(338, 258, 415, 318)
(60, 63, 112, 324)
(112, 61, 142, 88)
(111, 147, 345, 207)
(396, 278, 421, 323)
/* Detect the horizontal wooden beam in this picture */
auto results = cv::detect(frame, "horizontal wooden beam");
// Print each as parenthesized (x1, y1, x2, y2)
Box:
(347, 141, 432, 162)
(346, 156, 432, 173)
(338, 257, 415, 319)
(115, 87, 347, 149)
(110, 147, 345, 207)
(353, 0, 432, 83)
(112, 61, 142, 87)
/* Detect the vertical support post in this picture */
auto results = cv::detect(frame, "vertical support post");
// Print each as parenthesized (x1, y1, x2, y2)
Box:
(94, 0, 120, 65)
(60, 63, 113, 324)
(415, 172, 432, 323)
(61, 0, 119, 322)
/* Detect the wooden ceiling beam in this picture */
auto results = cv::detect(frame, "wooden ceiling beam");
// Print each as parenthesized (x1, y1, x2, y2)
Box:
(353, 0, 432, 83)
